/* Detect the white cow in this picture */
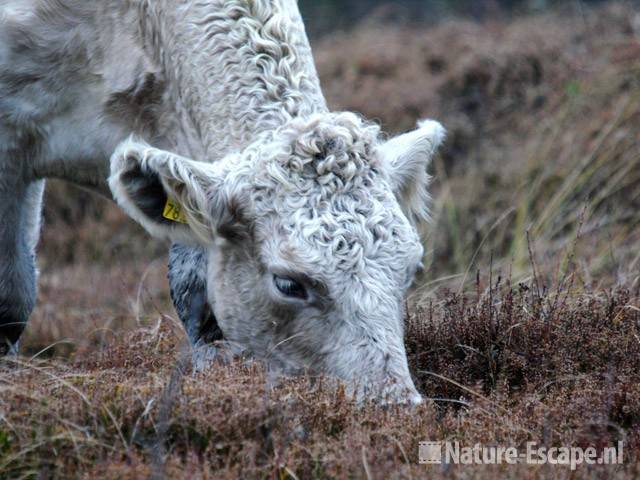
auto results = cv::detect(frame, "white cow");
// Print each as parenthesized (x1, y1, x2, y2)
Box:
(0, 0, 445, 403)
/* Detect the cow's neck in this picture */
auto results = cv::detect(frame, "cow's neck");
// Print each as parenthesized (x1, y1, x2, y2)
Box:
(139, 0, 328, 160)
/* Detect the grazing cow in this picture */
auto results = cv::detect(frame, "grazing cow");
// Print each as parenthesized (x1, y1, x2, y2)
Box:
(0, 0, 445, 403)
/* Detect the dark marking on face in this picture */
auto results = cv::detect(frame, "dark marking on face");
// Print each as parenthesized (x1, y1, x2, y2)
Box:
(217, 195, 251, 242)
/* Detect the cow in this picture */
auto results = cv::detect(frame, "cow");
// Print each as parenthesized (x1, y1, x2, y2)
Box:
(0, 0, 445, 403)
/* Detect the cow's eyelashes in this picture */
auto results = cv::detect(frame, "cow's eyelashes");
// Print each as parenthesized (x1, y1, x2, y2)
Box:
(273, 275, 308, 300)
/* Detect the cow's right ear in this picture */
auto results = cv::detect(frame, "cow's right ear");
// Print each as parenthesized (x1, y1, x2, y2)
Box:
(108, 138, 248, 245)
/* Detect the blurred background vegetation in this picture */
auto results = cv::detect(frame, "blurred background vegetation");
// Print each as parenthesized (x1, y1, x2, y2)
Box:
(298, 0, 613, 35)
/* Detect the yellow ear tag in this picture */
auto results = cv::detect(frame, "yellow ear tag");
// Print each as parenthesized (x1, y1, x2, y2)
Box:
(163, 197, 188, 224)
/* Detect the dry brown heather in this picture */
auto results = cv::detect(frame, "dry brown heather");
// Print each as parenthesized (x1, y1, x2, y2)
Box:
(1, 3, 639, 478)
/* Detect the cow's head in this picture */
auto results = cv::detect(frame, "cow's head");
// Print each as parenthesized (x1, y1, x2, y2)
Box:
(109, 112, 445, 404)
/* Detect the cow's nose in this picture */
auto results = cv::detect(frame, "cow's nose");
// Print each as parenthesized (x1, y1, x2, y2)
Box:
(377, 377, 423, 405)
(379, 390, 423, 406)
(396, 391, 423, 406)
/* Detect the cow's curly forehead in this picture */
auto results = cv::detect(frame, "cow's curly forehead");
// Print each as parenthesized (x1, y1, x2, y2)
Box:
(246, 112, 422, 279)
(252, 111, 381, 194)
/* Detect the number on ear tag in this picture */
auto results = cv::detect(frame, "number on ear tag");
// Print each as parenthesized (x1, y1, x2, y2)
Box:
(163, 198, 188, 224)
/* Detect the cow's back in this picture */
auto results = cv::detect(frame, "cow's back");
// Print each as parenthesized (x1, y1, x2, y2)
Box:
(0, 0, 156, 193)
(0, 0, 328, 191)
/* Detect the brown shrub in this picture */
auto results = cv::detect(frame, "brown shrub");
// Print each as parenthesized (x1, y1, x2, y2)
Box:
(2, 274, 639, 478)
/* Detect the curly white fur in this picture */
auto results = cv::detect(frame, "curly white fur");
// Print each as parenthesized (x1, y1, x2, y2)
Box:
(1, 0, 445, 402)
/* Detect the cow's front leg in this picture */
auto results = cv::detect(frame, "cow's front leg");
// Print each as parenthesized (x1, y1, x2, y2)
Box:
(168, 243, 223, 345)
(0, 167, 45, 356)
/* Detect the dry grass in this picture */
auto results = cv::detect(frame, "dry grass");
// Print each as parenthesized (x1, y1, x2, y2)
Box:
(2, 273, 639, 478)
(2, 3, 640, 478)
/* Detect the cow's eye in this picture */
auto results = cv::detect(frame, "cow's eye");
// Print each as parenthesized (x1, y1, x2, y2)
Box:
(273, 275, 307, 300)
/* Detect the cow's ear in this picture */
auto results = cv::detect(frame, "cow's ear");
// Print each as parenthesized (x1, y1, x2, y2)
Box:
(108, 138, 247, 245)
(378, 120, 445, 226)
